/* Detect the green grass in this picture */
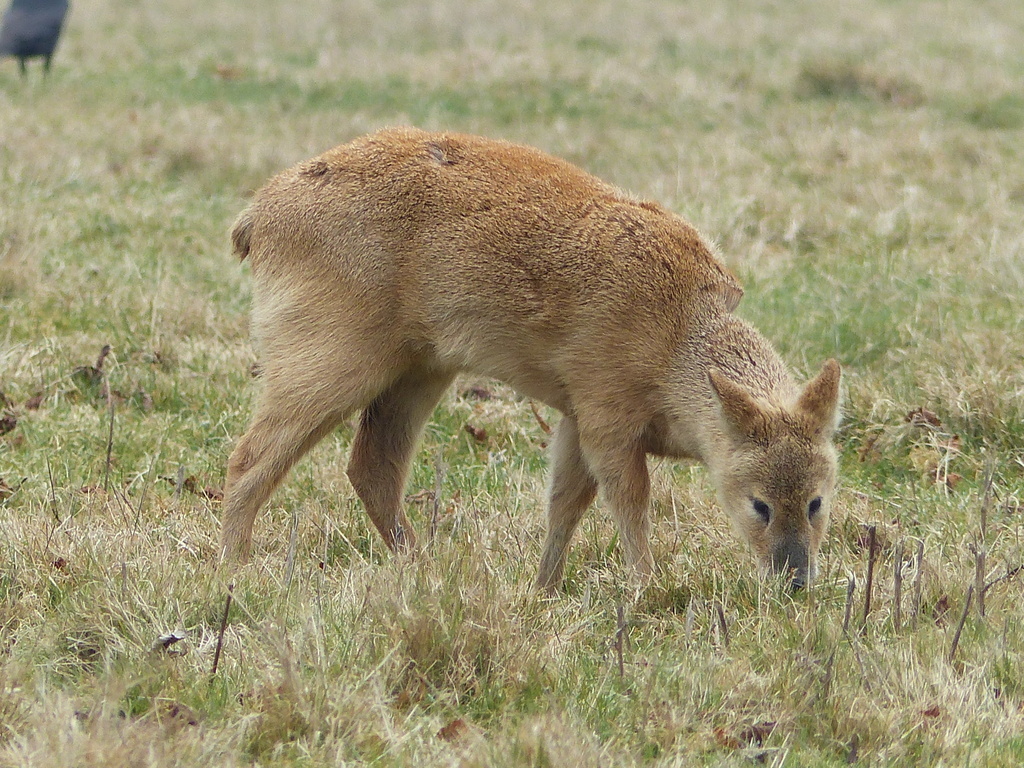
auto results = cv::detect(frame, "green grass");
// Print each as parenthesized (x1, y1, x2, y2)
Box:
(1, 0, 1024, 764)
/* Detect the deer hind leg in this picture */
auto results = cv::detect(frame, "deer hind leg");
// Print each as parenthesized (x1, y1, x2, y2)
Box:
(536, 415, 599, 593)
(221, 394, 340, 562)
(346, 368, 455, 552)
(220, 352, 395, 563)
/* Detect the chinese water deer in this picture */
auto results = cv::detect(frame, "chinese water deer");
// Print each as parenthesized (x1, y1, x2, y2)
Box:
(221, 127, 841, 590)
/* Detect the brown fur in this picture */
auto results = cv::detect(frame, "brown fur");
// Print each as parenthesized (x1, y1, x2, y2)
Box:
(220, 127, 841, 589)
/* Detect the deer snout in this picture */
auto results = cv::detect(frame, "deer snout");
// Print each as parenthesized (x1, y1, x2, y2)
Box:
(771, 539, 810, 590)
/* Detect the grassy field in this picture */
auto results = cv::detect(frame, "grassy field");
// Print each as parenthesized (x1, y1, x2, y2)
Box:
(1, 0, 1023, 764)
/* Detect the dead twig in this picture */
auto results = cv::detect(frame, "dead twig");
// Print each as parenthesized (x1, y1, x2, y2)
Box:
(983, 564, 1024, 597)
(615, 605, 627, 678)
(174, 465, 185, 503)
(95, 344, 112, 373)
(971, 542, 986, 619)
(893, 540, 904, 631)
(847, 734, 860, 764)
(45, 456, 60, 524)
(715, 602, 730, 649)
(947, 585, 973, 665)
(211, 584, 234, 678)
(103, 395, 115, 492)
(842, 575, 856, 634)
(911, 539, 924, 625)
(862, 525, 878, 631)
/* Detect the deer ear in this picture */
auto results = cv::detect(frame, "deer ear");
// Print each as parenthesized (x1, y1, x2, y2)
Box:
(796, 359, 842, 436)
(708, 368, 769, 442)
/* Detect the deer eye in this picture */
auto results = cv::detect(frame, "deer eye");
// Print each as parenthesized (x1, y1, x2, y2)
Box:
(808, 497, 822, 518)
(751, 498, 772, 524)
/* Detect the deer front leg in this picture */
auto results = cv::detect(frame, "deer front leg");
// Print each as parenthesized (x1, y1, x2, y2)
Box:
(580, 434, 655, 583)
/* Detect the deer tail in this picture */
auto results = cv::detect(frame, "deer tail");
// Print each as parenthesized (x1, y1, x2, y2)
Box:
(230, 206, 256, 261)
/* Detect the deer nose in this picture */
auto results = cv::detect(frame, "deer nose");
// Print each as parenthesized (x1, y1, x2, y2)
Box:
(772, 541, 809, 590)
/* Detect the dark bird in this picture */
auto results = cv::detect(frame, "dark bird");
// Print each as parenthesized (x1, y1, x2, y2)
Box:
(0, 0, 69, 76)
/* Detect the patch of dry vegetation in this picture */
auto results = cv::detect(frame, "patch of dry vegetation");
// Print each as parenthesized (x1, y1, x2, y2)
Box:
(1, 0, 1023, 765)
